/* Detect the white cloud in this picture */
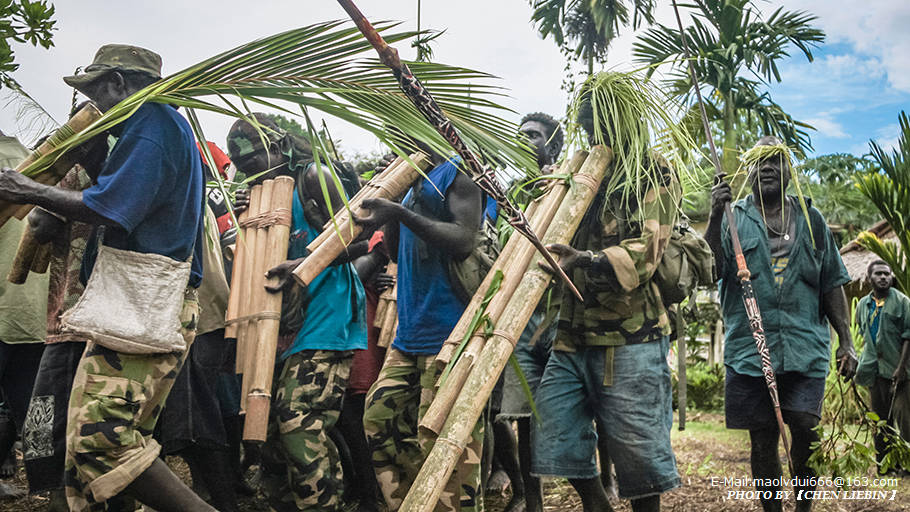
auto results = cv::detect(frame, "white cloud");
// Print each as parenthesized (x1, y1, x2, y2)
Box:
(776, 1, 910, 93)
(804, 115, 848, 138)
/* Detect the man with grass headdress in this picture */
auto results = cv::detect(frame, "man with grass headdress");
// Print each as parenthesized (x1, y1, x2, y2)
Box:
(706, 136, 856, 512)
(530, 76, 681, 512)
(227, 113, 367, 511)
(0, 45, 210, 511)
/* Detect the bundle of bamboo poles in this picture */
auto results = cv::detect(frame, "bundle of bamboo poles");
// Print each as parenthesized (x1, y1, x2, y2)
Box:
(373, 262, 398, 348)
(7, 166, 88, 284)
(291, 153, 430, 287)
(402, 146, 613, 511)
(0, 103, 102, 229)
(221, 176, 295, 442)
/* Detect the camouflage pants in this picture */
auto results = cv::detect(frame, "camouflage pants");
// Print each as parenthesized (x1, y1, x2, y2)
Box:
(261, 349, 352, 512)
(64, 291, 198, 512)
(363, 348, 483, 512)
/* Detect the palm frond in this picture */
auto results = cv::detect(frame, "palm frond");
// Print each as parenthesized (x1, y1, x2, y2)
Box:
(21, 20, 537, 179)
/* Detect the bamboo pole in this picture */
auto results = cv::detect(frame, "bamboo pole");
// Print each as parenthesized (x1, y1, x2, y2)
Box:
(400, 146, 613, 512)
(225, 196, 252, 341)
(6, 225, 42, 284)
(376, 284, 398, 349)
(434, 151, 588, 368)
(292, 154, 430, 287)
(0, 103, 103, 228)
(309, 156, 407, 250)
(234, 185, 263, 376)
(243, 176, 295, 442)
(422, 151, 587, 434)
(241, 180, 275, 407)
(30, 243, 52, 274)
(374, 262, 397, 328)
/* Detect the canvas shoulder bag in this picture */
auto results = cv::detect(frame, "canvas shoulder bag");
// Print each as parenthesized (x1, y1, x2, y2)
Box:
(61, 230, 194, 354)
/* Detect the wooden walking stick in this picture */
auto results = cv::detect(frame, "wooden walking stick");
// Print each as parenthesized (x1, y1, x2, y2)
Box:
(335, 0, 582, 301)
(670, 0, 792, 472)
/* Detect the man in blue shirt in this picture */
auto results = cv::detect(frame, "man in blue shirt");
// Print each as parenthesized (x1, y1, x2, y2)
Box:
(706, 137, 856, 512)
(0, 45, 210, 511)
(355, 145, 485, 512)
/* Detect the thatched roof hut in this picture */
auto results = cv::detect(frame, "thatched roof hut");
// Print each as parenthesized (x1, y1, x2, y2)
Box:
(839, 220, 897, 298)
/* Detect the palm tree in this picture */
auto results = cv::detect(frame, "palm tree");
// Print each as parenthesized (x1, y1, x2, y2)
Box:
(633, 0, 824, 175)
(856, 111, 910, 293)
(530, 0, 656, 74)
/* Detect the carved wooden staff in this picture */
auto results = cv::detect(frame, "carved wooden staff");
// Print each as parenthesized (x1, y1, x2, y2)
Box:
(291, 153, 430, 287)
(401, 146, 613, 511)
(670, 0, 792, 472)
(335, 0, 581, 301)
(243, 176, 295, 441)
(0, 103, 103, 228)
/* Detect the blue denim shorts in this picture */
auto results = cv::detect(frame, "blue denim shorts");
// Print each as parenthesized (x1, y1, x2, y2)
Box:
(499, 310, 555, 419)
(531, 337, 680, 499)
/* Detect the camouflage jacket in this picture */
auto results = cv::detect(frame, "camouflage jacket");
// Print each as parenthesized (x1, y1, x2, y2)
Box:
(555, 158, 680, 351)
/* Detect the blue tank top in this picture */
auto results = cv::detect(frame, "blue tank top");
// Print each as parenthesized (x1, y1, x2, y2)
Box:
(393, 160, 468, 355)
(282, 188, 367, 359)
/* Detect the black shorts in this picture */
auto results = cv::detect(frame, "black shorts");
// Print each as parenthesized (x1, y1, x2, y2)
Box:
(724, 368, 825, 430)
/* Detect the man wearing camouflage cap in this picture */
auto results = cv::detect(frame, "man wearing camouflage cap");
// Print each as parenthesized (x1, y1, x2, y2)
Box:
(0, 44, 212, 511)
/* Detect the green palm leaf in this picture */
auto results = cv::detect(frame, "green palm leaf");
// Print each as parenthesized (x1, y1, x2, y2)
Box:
(21, 20, 537, 180)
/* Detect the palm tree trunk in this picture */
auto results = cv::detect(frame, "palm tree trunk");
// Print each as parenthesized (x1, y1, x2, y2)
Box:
(721, 94, 743, 193)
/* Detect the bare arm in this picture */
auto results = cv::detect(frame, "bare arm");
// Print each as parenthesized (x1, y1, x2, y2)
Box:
(0, 169, 117, 226)
(355, 172, 482, 261)
(823, 285, 857, 379)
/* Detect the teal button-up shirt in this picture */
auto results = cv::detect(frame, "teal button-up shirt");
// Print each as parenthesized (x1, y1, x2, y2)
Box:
(855, 288, 910, 386)
(719, 196, 850, 378)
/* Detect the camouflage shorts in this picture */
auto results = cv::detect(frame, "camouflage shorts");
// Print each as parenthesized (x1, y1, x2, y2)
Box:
(261, 349, 352, 512)
(363, 348, 483, 512)
(64, 291, 198, 512)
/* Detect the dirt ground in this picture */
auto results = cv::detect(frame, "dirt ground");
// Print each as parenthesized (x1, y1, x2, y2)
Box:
(2, 413, 907, 511)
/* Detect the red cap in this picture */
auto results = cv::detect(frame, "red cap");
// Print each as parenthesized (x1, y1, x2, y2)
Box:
(197, 141, 232, 178)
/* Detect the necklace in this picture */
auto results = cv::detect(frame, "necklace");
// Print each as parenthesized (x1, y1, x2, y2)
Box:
(765, 200, 791, 241)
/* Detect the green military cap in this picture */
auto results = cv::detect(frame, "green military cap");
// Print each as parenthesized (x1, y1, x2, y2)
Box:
(63, 44, 162, 94)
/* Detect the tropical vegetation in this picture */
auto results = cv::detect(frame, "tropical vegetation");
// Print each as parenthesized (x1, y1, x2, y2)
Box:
(856, 111, 910, 294)
(633, 0, 824, 176)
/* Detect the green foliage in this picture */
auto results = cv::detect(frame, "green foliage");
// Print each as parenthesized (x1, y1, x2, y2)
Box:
(799, 153, 880, 245)
(530, 0, 655, 73)
(856, 111, 910, 295)
(567, 70, 699, 214)
(0, 0, 56, 86)
(633, 0, 824, 161)
(809, 296, 910, 478)
(678, 361, 724, 411)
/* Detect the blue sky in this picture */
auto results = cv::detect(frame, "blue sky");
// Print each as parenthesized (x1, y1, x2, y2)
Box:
(767, 42, 907, 157)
